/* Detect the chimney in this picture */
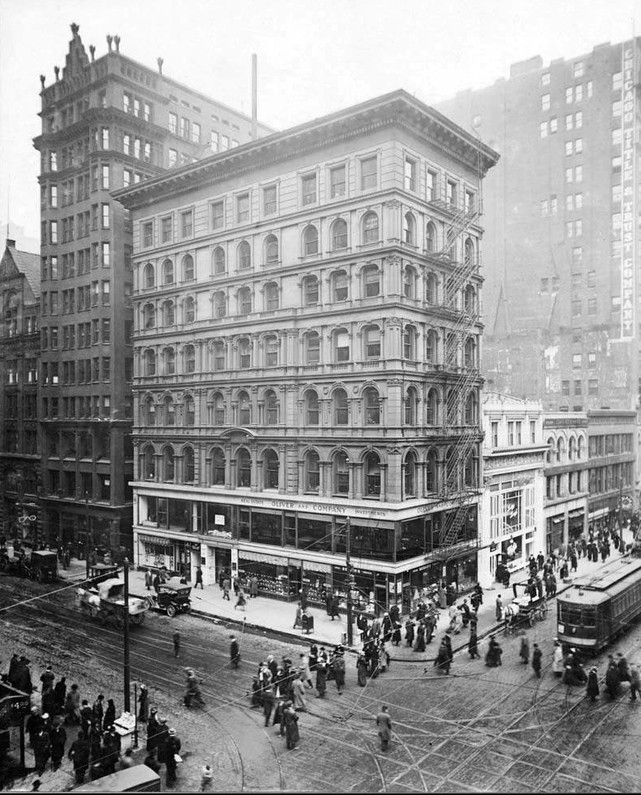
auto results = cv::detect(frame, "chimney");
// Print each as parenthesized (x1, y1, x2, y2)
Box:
(251, 53, 258, 139)
(7, 239, 16, 248)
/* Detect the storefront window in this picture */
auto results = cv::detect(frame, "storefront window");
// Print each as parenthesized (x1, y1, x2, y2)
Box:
(167, 499, 191, 532)
(251, 511, 282, 545)
(341, 524, 394, 561)
(398, 518, 425, 560)
(297, 516, 331, 552)
(238, 509, 250, 540)
(284, 513, 296, 547)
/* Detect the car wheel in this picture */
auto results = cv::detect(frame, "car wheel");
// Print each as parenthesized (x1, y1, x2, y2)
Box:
(166, 604, 176, 618)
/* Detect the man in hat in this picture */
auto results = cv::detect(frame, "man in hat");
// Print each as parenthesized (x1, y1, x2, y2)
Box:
(164, 727, 181, 787)
(68, 730, 91, 784)
(376, 705, 392, 751)
(40, 665, 55, 694)
(146, 708, 161, 755)
(50, 718, 67, 771)
(156, 718, 170, 766)
(230, 635, 240, 669)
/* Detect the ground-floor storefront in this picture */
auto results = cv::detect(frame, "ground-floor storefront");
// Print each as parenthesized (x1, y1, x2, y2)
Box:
(544, 499, 587, 556)
(132, 487, 480, 614)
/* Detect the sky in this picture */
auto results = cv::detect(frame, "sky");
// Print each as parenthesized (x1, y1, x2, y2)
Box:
(0, 0, 639, 249)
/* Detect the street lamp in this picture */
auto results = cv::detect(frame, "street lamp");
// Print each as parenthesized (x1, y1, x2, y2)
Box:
(84, 491, 91, 579)
(343, 518, 354, 647)
(123, 557, 131, 713)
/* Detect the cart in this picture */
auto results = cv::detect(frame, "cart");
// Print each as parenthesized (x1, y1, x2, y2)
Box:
(28, 550, 58, 583)
(145, 577, 191, 617)
(78, 577, 149, 628)
(504, 595, 548, 633)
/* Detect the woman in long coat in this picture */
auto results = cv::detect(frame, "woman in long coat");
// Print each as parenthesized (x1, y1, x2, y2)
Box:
(414, 621, 426, 652)
(586, 666, 599, 701)
(283, 702, 300, 750)
(356, 652, 368, 687)
(291, 675, 307, 712)
(137, 685, 149, 723)
(405, 619, 415, 648)
(433, 640, 451, 674)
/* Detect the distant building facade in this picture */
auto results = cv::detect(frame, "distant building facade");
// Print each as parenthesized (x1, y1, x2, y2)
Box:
(32, 24, 270, 556)
(0, 240, 41, 544)
(479, 393, 546, 589)
(116, 90, 499, 610)
(437, 38, 641, 412)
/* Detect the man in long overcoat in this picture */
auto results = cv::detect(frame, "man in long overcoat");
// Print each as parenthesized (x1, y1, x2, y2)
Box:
(376, 705, 392, 751)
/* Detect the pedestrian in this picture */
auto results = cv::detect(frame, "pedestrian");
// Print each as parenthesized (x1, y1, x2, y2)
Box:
(173, 629, 180, 658)
(532, 643, 542, 678)
(629, 664, 641, 701)
(292, 675, 308, 712)
(195, 566, 204, 589)
(92, 693, 105, 733)
(586, 666, 600, 701)
(329, 593, 340, 621)
(405, 618, 415, 648)
(315, 654, 327, 698)
(64, 683, 81, 726)
(80, 700, 93, 736)
(230, 635, 241, 668)
(250, 575, 259, 598)
(468, 627, 481, 659)
(283, 701, 300, 750)
(605, 656, 620, 699)
(200, 763, 214, 791)
(222, 574, 231, 600)
(459, 598, 472, 628)
(53, 676, 67, 713)
(235, 588, 247, 610)
(138, 684, 149, 723)
(164, 727, 182, 788)
(103, 698, 116, 731)
(145, 568, 153, 590)
(32, 726, 51, 776)
(68, 731, 90, 784)
(293, 601, 303, 629)
(49, 721, 67, 771)
(146, 708, 160, 755)
(552, 640, 564, 677)
(433, 639, 451, 674)
(495, 594, 503, 622)
(617, 652, 631, 683)
(485, 637, 502, 667)
(356, 652, 368, 686)
(414, 621, 426, 652)
(40, 664, 55, 694)
(156, 718, 170, 767)
(376, 705, 392, 751)
(331, 647, 346, 695)
(519, 637, 530, 665)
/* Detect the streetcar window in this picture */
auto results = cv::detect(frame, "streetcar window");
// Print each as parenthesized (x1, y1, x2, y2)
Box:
(582, 607, 596, 627)
(560, 605, 582, 624)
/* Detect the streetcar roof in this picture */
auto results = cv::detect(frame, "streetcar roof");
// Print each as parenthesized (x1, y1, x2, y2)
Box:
(557, 556, 641, 606)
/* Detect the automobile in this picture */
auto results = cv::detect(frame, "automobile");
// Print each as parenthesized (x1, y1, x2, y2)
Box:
(28, 550, 58, 583)
(146, 576, 192, 617)
(87, 563, 119, 585)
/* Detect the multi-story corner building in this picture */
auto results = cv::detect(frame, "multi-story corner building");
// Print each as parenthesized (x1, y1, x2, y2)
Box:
(586, 409, 636, 530)
(479, 393, 547, 588)
(542, 412, 589, 554)
(436, 38, 641, 412)
(33, 24, 271, 556)
(115, 90, 499, 612)
(0, 240, 41, 545)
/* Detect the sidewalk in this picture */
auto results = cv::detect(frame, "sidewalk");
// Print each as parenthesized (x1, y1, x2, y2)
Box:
(58, 523, 635, 662)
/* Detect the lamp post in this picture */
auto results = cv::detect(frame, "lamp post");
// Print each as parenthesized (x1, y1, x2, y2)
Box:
(345, 517, 353, 647)
(84, 491, 90, 579)
(123, 557, 131, 713)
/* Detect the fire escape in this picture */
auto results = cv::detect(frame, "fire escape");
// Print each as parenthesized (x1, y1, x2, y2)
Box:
(431, 191, 483, 556)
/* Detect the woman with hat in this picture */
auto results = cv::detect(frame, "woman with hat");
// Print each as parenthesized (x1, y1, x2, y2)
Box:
(283, 701, 300, 750)
(586, 665, 600, 701)
(138, 684, 149, 723)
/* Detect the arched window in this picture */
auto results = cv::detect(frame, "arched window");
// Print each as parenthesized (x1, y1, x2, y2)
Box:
(143, 303, 156, 329)
(403, 265, 415, 298)
(143, 263, 155, 289)
(144, 349, 156, 376)
(237, 241, 251, 270)
(184, 296, 195, 324)
(264, 282, 279, 312)
(568, 436, 576, 460)
(403, 325, 416, 360)
(577, 435, 585, 459)
(404, 387, 417, 425)
(264, 334, 279, 366)
(426, 272, 438, 304)
(184, 395, 195, 426)
(163, 445, 175, 481)
(238, 338, 251, 369)
(238, 390, 251, 425)
(426, 388, 439, 425)
(211, 392, 225, 425)
(426, 449, 438, 492)
(464, 284, 476, 314)
(303, 225, 319, 256)
(426, 222, 437, 252)
(404, 451, 417, 496)
(183, 344, 196, 374)
(183, 446, 195, 483)
(162, 258, 174, 285)
(237, 448, 251, 487)
(303, 275, 319, 306)
(162, 299, 175, 326)
(304, 450, 320, 491)
(182, 254, 195, 281)
(212, 341, 225, 371)
(264, 389, 278, 424)
(364, 451, 381, 496)
(334, 328, 350, 362)
(213, 247, 226, 274)
(546, 437, 555, 464)
(263, 449, 279, 489)
(141, 396, 156, 426)
(364, 386, 380, 425)
(163, 395, 175, 426)
(364, 325, 381, 359)
(464, 337, 477, 368)
(213, 291, 226, 318)
(163, 347, 175, 375)
(332, 218, 348, 250)
(305, 390, 319, 425)
(464, 391, 478, 424)
(265, 234, 279, 265)
(426, 329, 438, 363)
(445, 332, 457, 367)
(211, 447, 225, 486)
(446, 389, 458, 425)
(142, 444, 155, 480)
(464, 450, 478, 487)
(363, 264, 380, 297)
(305, 331, 320, 364)
(557, 436, 566, 462)
(464, 238, 475, 266)
(403, 212, 415, 245)
(332, 270, 348, 302)
(238, 287, 252, 316)
(445, 446, 457, 491)
(334, 450, 349, 494)
(362, 212, 379, 244)
(333, 388, 348, 425)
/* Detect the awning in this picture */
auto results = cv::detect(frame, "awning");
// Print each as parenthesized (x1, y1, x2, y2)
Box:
(239, 550, 283, 565)
(568, 510, 585, 519)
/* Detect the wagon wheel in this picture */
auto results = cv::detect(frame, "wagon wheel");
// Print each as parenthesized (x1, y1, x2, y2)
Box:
(528, 610, 534, 627)
(144, 596, 155, 610)
(166, 604, 177, 618)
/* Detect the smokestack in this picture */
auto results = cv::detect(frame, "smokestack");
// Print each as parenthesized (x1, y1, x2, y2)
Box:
(251, 53, 258, 139)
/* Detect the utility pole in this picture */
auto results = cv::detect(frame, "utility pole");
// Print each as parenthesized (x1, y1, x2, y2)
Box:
(345, 517, 353, 647)
(123, 558, 131, 713)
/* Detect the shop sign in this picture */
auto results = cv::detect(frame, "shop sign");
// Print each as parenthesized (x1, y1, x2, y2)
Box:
(0, 693, 31, 728)
(139, 534, 172, 546)
(205, 528, 232, 539)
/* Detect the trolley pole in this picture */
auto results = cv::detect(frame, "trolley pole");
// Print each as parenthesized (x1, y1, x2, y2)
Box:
(346, 517, 353, 647)
(132, 682, 138, 748)
(123, 558, 131, 713)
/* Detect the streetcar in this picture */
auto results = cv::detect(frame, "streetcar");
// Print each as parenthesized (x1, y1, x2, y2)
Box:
(556, 556, 641, 654)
